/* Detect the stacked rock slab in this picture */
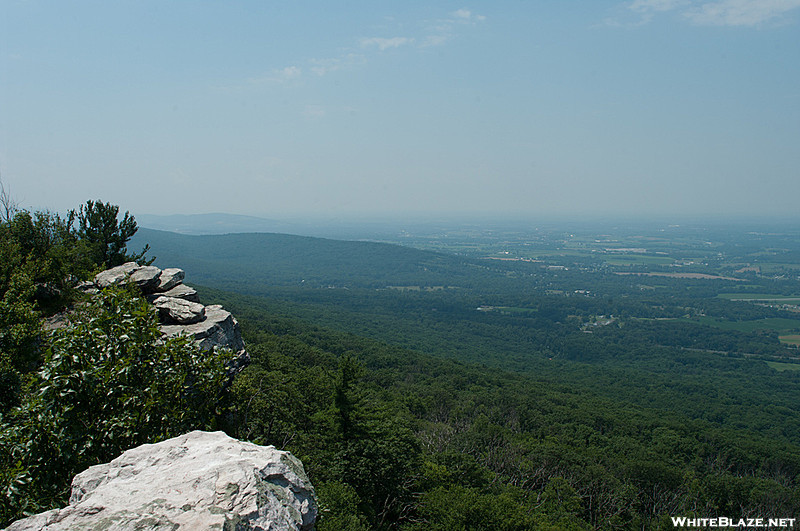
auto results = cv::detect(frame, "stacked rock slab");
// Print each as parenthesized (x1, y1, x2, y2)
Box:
(6, 431, 318, 531)
(85, 262, 248, 366)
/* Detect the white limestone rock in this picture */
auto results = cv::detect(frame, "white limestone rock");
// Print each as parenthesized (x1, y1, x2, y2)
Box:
(161, 304, 245, 352)
(129, 265, 162, 292)
(153, 296, 206, 325)
(88, 262, 248, 375)
(149, 284, 200, 303)
(74, 280, 98, 294)
(6, 431, 317, 531)
(157, 268, 185, 292)
(93, 262, 140, 289)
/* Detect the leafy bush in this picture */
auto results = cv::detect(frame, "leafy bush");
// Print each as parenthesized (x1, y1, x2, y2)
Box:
(0, 288, 232, 524)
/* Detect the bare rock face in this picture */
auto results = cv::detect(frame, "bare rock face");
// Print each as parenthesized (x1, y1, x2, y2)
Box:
(151, 284, 200, 303)
(129, 265, 162, 291)
(157, 267, 186, 291)
(161, 304, 245, 353)
(93, 262, 139, 289)
(6, 431, 318, 531)
(94, 263, 175, 294)
(83, 263, 245, 359)
(153, 296, 206, 325)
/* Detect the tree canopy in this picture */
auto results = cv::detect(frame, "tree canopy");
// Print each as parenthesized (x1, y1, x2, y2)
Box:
(70, 199, 150, 268)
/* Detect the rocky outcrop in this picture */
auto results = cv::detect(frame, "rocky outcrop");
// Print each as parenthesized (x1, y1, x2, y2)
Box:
(93, 262, 139, 289)
(161, 305, 245, 353)
(153, 295, 206, 325)
(157, 267, 185, 291)
(77, 262, 247, 365)
(6, 431, 318, 531)
(156, 283, 200, 303)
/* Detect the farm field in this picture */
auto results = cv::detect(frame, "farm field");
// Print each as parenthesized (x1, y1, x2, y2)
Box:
(765, 360, 800, 371)
(676, 316, 800, 333)
(779, 334, 800, 346)
(718, 293, 800, 302)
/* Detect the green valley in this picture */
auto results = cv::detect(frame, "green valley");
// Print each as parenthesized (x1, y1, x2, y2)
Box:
(3, 210, 800, 529)
(131, 219, 800, 527)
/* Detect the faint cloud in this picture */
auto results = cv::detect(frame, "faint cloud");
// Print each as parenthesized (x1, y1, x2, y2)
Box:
(303, 105, 326, 119)
(452, 9, 487, 22)
(684, 0, 800, 26)
(360, 37, 415, 50)
(275, 66, 302, 81)
(421, 34, 450, 47)
(618, 0, 800, 26)
(225, 8, 486, 91)
(615, 0, 691, 25)
(629, 0, 690, 13)
(309, 54, 366, 76)
(421, 8, 486, 47)
(218, 65, 302, 91)
(247, 65, 302, 85)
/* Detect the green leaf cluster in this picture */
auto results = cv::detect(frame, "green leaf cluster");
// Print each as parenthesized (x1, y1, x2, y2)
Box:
(0, 288, 231, 524)
(0, 199, 152, 416)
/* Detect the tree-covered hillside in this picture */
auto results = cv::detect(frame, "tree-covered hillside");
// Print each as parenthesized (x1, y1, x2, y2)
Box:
(136, 225, 800, 528)
(215, 288, 800, 529)
(131, 227, 499, 289)
(3, 206, 800, 529)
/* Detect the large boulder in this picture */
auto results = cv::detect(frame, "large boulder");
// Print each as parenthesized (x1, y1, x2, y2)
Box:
(6, 431, 318, 531)
(157, 268, 185, 292)
(93, 262, 140, 289)
(153, 296, 206, 325)
(160, 305, 245, 352)
(84, 262, 246, 366)
(149, 283, 200, 303)
(129, 265, 162, 292)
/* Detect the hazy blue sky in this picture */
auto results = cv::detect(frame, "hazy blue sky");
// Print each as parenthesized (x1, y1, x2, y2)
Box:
(2, 1, 799, 219)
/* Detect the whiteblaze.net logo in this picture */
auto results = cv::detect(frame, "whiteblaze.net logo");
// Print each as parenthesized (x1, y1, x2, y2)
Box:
(671, 517, 796, 528)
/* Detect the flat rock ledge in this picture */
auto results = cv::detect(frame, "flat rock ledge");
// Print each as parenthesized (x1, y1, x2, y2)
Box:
(76, 262, 248, 369)
(6, 431, 318, 531)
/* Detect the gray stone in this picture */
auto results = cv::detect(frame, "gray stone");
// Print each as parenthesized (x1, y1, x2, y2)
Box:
(6, 431, 317, 531)
(161, 305, 245, 353)
(150, 284, 200, 303)
(92, 263, 163, 293)
(43, 311, 72, 332)
(94, 262, 139, 288)
(88, 262, 248, 379)
(74, 280, 98, 294)
(153, 296, 206, 325)
(157, 268, 185, 292)
(129, 265, 162, 293)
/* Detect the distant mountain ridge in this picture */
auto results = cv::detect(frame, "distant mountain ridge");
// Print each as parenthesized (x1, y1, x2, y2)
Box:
(136, 212, 430, 239)
(136, 213, 303, 235)
(129, 227, 481, 291)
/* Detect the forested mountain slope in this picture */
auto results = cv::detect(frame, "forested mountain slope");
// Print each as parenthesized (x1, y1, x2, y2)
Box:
(136, 226, 800, 527)
(132, 227, 483, 289)
(212, 287, 800, 529)
(6, 213, 800, 528)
